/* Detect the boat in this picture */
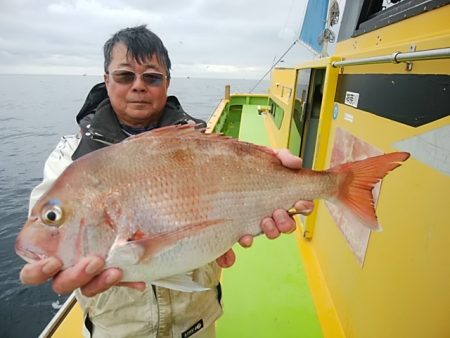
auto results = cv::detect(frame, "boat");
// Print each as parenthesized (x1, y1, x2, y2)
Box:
(41, 0, 450, 337)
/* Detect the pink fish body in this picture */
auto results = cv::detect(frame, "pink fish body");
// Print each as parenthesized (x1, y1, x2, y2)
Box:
(15, 125, 409, 289)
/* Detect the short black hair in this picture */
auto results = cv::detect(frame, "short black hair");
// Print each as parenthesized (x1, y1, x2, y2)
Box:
(103, 25, 171, 78)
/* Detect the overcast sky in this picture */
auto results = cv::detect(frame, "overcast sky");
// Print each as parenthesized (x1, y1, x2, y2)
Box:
(0, 0, 317, 79)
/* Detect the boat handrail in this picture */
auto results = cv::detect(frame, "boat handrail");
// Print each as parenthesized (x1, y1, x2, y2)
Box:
(39, 292, 78, 338)
(332, 47, 450, 67)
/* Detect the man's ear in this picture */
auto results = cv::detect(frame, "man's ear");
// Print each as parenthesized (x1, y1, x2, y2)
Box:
(104, 73, 111, 96)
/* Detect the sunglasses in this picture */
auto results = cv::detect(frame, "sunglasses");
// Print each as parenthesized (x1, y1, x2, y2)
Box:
(110, 70, 167, 86)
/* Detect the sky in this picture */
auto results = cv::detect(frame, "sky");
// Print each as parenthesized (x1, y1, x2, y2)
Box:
(0, 0, 317, 79)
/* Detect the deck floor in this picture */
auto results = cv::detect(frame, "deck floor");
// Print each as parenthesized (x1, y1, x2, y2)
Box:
(238, 105, 271, 146)
(217, 233, 323, 338)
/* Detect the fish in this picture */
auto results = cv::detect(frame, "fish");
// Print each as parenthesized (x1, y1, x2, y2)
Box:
(15, 124, 410, 291)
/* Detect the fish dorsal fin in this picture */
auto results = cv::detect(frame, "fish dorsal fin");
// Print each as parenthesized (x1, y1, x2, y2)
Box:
(150, 123, 205, 136)
(123, 123, 278, 162)
(124, 123, 204, 142)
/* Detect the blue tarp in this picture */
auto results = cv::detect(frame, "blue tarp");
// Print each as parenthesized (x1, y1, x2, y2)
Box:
(299, 0, 330, 54)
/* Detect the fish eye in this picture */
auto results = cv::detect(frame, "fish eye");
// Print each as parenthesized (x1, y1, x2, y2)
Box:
(42, 205, 64, 226)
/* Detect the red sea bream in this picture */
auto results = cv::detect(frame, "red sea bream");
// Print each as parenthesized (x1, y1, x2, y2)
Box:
(15, 125, 409, 290)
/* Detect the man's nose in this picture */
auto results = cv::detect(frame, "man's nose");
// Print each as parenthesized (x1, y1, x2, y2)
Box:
(131, 74, 147, 91)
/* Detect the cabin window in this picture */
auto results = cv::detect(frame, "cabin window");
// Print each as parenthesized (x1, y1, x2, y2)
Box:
(354, 0, 445, 36)
(301, 68, 325, 169)
(359, 0, 404, 22)
(288, 69, 311, 156)
(270, 102, 285, 129)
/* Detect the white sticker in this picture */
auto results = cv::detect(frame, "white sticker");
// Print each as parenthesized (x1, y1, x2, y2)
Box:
(344, 113, 354, 123)
(344, 91, 360, 108)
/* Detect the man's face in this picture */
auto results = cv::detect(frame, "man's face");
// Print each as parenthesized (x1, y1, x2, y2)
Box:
(104, 42, 170, 128)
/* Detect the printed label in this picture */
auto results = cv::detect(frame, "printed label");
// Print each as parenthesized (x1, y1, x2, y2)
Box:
(344, 91, 360, 108)
(182, 319, 204, 338)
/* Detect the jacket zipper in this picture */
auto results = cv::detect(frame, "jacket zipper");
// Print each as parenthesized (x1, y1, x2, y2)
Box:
(152, 285, 161, 338)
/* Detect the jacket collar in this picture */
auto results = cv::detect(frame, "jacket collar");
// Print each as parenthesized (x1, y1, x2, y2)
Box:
(72, 83, 205, 160)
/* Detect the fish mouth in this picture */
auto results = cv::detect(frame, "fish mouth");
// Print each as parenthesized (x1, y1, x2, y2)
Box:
(15, 244, 49, 263)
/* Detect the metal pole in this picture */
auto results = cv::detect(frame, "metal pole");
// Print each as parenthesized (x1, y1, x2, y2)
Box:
(225, 85, 230, 100)
(332, 47, 450, 67)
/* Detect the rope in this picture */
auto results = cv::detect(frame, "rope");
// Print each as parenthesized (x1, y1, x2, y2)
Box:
(249, 39, 299, 93)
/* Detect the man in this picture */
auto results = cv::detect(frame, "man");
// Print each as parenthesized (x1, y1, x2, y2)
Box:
(20, 25, 314, 337)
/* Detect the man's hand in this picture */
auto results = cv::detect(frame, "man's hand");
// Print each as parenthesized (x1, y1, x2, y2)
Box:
(216, 149, 314, 268)
(20, 255, 145, 297)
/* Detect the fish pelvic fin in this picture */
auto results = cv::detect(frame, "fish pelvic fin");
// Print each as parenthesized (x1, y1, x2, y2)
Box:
(328, 152, 410, 231)
(152, 273, 210, 292)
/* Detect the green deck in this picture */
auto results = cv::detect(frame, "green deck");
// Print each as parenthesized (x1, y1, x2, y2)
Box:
(238, 104, 271, 146)
(217, 235, 323, 338)
(216, 102, 323, 338)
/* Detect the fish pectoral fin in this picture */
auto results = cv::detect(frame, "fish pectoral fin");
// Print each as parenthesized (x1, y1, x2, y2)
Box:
(151, 273, 210, 292)
(131, 219, 228, 262)
(107, 218, 228, 265)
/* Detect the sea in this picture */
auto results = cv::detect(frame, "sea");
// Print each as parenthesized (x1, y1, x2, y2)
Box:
(0, 74, 268, 338)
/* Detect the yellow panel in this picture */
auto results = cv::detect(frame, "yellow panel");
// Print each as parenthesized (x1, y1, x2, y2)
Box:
(310, 108, 450, 338)
(52, 302, 84, 338)
(295, 5, 450, 337)
(266, 68, 298, 148)
(335, 5, 450, 75)
(336, 5, 450, 55)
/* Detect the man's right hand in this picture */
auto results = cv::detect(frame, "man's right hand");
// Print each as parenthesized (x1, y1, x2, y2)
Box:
(19, 256, 145, 297)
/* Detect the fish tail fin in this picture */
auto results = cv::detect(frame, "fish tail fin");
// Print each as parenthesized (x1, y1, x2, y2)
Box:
(328, 152, 410, 231)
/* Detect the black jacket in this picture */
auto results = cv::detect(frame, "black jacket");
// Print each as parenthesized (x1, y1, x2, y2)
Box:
(72, 82, 206, 160)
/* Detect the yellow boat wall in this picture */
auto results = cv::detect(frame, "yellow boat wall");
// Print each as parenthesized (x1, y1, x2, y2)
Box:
(283, 4, 450, 338)
(263, 67, 298, 149)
